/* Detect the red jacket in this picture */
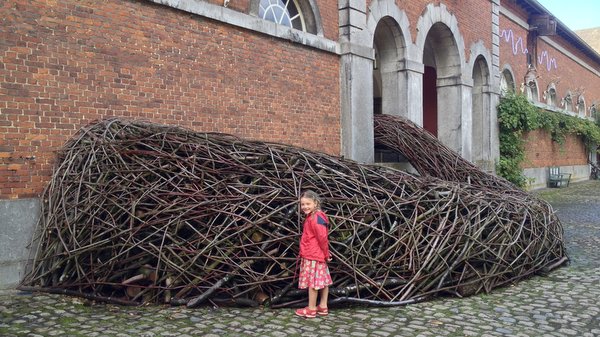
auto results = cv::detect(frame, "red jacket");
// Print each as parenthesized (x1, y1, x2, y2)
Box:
(299, 210, 330, 262)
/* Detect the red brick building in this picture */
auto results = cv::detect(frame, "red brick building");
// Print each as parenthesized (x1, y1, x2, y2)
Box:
(499, 1, 600, 186)
(1, 0, 599, 286)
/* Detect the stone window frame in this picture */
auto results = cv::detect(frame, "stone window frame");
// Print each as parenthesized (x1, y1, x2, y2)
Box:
(522, 66, 539, 103)
(590, 103, 598, 120)
(524, 80, 539, 102)
(562, 91, 573, 112)
(500, 66, 516, 97)
(577, 95, 586, 117)
(249, 0, 323, 36)
(545, 82, 557, 107)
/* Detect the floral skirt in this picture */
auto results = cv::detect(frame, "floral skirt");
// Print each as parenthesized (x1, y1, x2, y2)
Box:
(298, 258, 333, 290)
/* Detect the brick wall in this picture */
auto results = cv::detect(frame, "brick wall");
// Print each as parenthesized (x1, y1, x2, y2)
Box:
(500, 6, 600, 112)
(0, 0, 341, 199)
(522, 130, 588, 168)
(500, 8, 598, 170)
(446, 0, 493, 54)
(499, 15, 529, 84)
(207, 0, 251, 14)
(536, 38, 600, 117)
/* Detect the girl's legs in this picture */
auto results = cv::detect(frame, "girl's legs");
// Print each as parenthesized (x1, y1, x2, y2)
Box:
(318, 286, 329, 309)
(307, 287, 319, 310)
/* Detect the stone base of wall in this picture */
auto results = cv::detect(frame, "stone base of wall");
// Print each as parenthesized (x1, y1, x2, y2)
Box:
(524, 164, 590, 190)
(0, 199, 40, 289)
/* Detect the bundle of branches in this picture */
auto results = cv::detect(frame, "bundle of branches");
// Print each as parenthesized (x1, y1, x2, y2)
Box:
(21, 117, 567, 308)
(374, 113, 517, 191)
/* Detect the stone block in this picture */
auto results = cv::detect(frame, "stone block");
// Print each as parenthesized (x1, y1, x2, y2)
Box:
(0, 199, 40, 289)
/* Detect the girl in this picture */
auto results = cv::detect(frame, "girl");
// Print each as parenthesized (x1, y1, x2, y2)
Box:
(295, 190, 333, 318)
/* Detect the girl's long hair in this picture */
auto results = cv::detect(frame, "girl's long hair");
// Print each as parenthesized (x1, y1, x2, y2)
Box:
(300, 189, 321, 211)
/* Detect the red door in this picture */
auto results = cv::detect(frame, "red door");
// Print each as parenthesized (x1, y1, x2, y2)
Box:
(423, 66, 438, 137)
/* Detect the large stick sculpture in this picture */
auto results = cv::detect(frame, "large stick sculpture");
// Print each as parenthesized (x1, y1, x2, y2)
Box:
(21, 115, 567, 308)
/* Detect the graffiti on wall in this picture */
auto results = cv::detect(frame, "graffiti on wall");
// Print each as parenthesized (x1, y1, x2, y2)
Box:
(537, 50, 558, 71)
(500, 29, 558, 71)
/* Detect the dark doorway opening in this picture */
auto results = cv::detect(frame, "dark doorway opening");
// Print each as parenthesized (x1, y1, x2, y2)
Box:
(423, 66, 438, 137)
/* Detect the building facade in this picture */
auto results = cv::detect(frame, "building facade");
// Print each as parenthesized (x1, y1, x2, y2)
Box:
(1, 0, 599, 286)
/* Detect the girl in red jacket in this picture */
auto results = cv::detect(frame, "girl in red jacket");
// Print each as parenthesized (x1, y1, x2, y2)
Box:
(295, 190, 332, 318)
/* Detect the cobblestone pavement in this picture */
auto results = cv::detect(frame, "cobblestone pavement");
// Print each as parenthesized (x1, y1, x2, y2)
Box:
(1, 180, 599, 337)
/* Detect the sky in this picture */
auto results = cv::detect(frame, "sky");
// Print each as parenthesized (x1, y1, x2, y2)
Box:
(536, 0, 600, 31)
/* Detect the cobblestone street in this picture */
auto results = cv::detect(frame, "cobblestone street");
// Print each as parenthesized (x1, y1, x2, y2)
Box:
(1, 180, 599, 337)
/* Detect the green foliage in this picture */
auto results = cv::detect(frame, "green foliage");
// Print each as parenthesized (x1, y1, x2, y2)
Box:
(496, 93, 600, 187)
(496, 94, 531, 187)
(497, 93, 540, 132)
(496, 156, 527, 187)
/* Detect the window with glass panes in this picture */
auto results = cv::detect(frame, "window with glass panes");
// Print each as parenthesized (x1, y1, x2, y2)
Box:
(259, 0, 305, 31)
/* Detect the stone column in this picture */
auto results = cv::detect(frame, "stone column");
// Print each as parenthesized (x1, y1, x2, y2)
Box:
(437, 75, 473, 160)
(401, 60, 425, 126)
(473, 84, 497, 172)
(490, 0, 501, 172)
(339, 0, 374, 163)
(381, 59, 424, 126)
(380, 63, 400, 117)
(0, 199, 40, 288)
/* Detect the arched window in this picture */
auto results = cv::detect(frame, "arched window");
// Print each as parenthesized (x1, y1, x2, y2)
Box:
(259, 0, 304, 31)
(562, 91, 573, 111)
(522, 67, 539, 102)
(545, 83, 557, 106)
(253, 0, 322, 35)
(524, 81, 538, 102)
(577, 96, 586, 116)
(500, 68, 515, 97)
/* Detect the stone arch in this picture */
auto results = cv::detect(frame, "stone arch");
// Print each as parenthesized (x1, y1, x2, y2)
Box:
(500, 64, 516, 96)
(372, 16, 408, 116)
(415, 4, 466, 77)
(249, 0, 324, 36)
(545, 82, 558, 107)
(415, 3, 468, 157)
(363, 0, 412, 49)
(522, 68, 539, 103)
(466, 41, 492, 78)
(340, 0, 414, 163)
(577, 95, 586, 117)
(562, 90, 573, 112)
(365, 0, 415, 119)
(371, 15, 408, 163)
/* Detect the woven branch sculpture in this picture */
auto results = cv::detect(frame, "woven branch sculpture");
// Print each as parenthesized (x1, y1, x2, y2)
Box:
(21, 116, 568, 308)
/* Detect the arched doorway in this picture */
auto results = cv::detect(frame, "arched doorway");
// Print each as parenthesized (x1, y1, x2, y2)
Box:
(372, 16, 407, 163)
(422, 22, 464, 154)
(373, 16, 407, 117)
